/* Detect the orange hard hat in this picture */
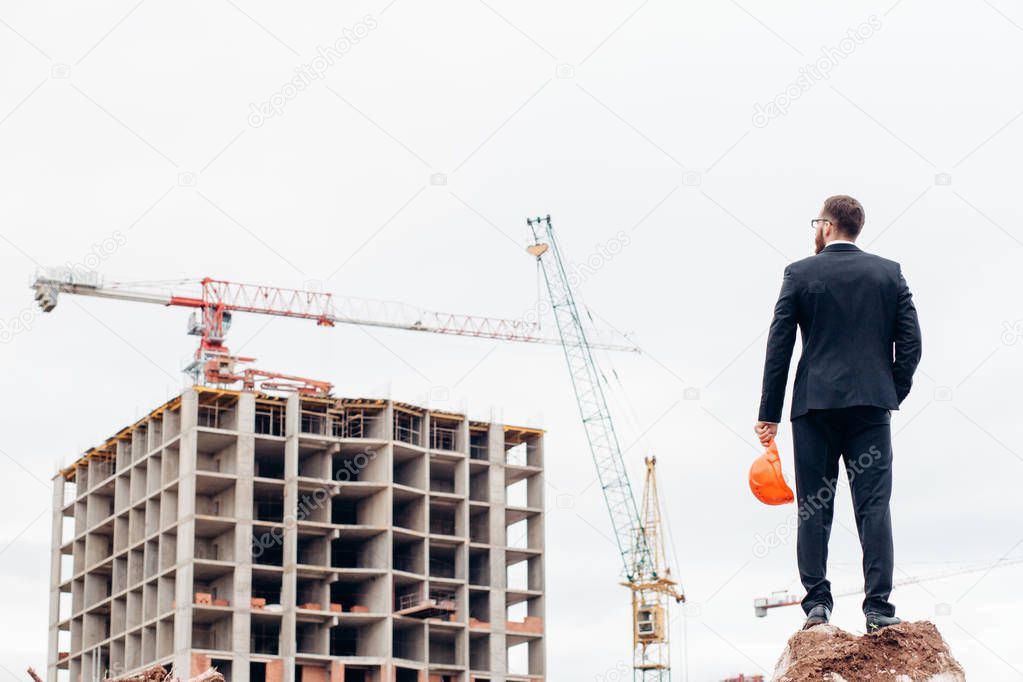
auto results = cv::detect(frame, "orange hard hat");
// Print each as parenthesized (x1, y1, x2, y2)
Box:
(749, 439, 794, 505)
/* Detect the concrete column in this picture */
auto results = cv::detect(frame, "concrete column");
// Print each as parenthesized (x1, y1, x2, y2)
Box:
(529, 436, 546, 678)
(48, 475, 65, 682)
(382, 402, 396, 668)
(233, 391, 256, 682)
(280, 394, 300, 682)
(487, 423, 506, 682)
(172, 389, 199, 676)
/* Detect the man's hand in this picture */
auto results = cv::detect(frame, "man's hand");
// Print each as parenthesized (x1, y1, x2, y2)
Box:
(754, 421, 778, 447)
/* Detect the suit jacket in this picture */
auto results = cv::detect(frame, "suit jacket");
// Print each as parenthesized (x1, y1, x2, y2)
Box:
(758, 242, 922, 423)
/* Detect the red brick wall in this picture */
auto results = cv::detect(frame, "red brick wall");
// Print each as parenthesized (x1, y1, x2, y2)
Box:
(266, 659, 285, 682)
(301, 665, 328, 682)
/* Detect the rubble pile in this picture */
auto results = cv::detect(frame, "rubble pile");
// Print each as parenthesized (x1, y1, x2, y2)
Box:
(772, 621, 966, 682)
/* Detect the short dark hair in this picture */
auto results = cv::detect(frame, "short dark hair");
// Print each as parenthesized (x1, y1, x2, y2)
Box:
(822, 195, 865, 238)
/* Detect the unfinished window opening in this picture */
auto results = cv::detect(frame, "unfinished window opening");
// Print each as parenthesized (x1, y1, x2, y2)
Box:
(507, 519, 528, 549)
(251, 573, 282, 605)
(197, 406, 222, 430)
(429, 460, 457, 494)
(297, 577, 328, 610)
(209, 660, 231, 681)
(470, 631, 491, 671)
(507, 600, 528, 622)
(392, 617, 425, 662)
(506, 479, 527, 508)
(329, 403, 384, 439)
(393, 454, 425, 489)
(342, 668, 370, 682)
(249, 662, 266, 682)
(330, 625, 358, 656)
(507, 641, 530, 676)
(430, 417, 459, 451)
(253, 452, 284, 480)
(251, 533, 283, 567)
(298, 448, 329, 480)
(192, 569, 233, 606)
(469, 548, 490, 587)
(469, 427, 488, 460)
(331, 533, 386, 570)
(429, 627, 459, 665)
(330, 576, 379, 612)
(253, 493, 284, 523)
(469, 470, 489, 503)
(469, 590, 490, 623)
(429, 501, 457, 537)
(394, 668, 419, 682)
(332, 449, 381, 482)
(191, 615, 231, 651)
(331, 487, 383, 526)
(297, 622, 324, 654)
(332, 498, 358, 525)
(297, 536, 327, 566)
(299, 402, 329, 435)
(429, 544, 458, 579)
(393, 495, 424, 533)
(330, 621, 384, 657)
(505, 441, 527, 466)
(507, 560, 528, 591)
(296, 492, 328, 524)
(195, 483, 234, 519)
(394, 410, 422, 446)
(505, 430, 541, 467)
(254, 402, 285, 436)
(469, 507, 489, 544)
(392, 536, 424, 575)
(250, 621, 280, 655)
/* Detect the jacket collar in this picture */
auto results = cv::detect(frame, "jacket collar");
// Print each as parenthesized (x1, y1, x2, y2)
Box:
(821, 242, 861, 253)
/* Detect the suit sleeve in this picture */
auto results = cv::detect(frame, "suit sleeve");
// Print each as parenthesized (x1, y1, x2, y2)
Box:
(892, 265, 922, 403)
(758, 266, 798, 423)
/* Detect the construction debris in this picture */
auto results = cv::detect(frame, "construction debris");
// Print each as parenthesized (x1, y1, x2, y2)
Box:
(97, 667, 223, 682)
(771, 621, 965, 681)
(103, 666, 169, 682)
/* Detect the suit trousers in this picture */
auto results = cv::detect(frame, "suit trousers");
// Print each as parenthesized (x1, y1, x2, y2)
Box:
(791, 406, 896, 617)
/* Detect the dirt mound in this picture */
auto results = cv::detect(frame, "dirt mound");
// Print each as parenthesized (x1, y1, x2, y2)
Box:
(771, 621, 965, 681)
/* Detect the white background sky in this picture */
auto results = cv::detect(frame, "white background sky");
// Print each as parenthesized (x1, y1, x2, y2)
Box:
(2, 1, 1022, 680)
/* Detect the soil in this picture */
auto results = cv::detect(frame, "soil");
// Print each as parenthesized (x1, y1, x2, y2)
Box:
(772, 621, 966, 681)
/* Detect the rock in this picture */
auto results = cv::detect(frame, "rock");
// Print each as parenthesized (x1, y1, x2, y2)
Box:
(771, 621, 965, 681)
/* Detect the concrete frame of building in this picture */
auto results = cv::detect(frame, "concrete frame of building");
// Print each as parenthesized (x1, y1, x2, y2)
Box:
(49, 388, 546, 682)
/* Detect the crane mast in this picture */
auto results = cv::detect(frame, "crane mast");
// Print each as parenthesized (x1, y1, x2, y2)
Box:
(526, 215, 683, 681)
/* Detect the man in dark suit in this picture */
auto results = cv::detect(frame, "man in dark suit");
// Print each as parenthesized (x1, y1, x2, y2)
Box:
(754, 195, 922, 633)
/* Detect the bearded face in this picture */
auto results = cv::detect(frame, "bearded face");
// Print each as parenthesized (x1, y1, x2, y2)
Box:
(814, 224, 827, 254)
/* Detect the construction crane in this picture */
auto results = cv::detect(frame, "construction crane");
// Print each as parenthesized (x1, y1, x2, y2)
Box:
(527, 215, 684, 681)
(31, 267, 637, 395)
(753, 555, 1023, 617)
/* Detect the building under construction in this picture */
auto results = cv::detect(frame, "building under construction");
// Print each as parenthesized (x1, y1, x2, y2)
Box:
(48, 387, 546, 682)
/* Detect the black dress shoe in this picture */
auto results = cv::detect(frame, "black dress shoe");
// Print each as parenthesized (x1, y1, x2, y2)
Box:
(865, 612, 901, 632)
(803, 604, 831, 630)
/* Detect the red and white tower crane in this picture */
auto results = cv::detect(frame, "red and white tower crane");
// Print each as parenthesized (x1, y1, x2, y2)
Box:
(31, 267, 637, 395)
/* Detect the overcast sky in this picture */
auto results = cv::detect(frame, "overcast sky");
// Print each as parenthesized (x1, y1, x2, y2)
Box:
(2, 1, 1022, 680)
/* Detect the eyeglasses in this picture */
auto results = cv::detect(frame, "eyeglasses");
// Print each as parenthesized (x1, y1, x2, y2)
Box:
(810, 218, 833, 229)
